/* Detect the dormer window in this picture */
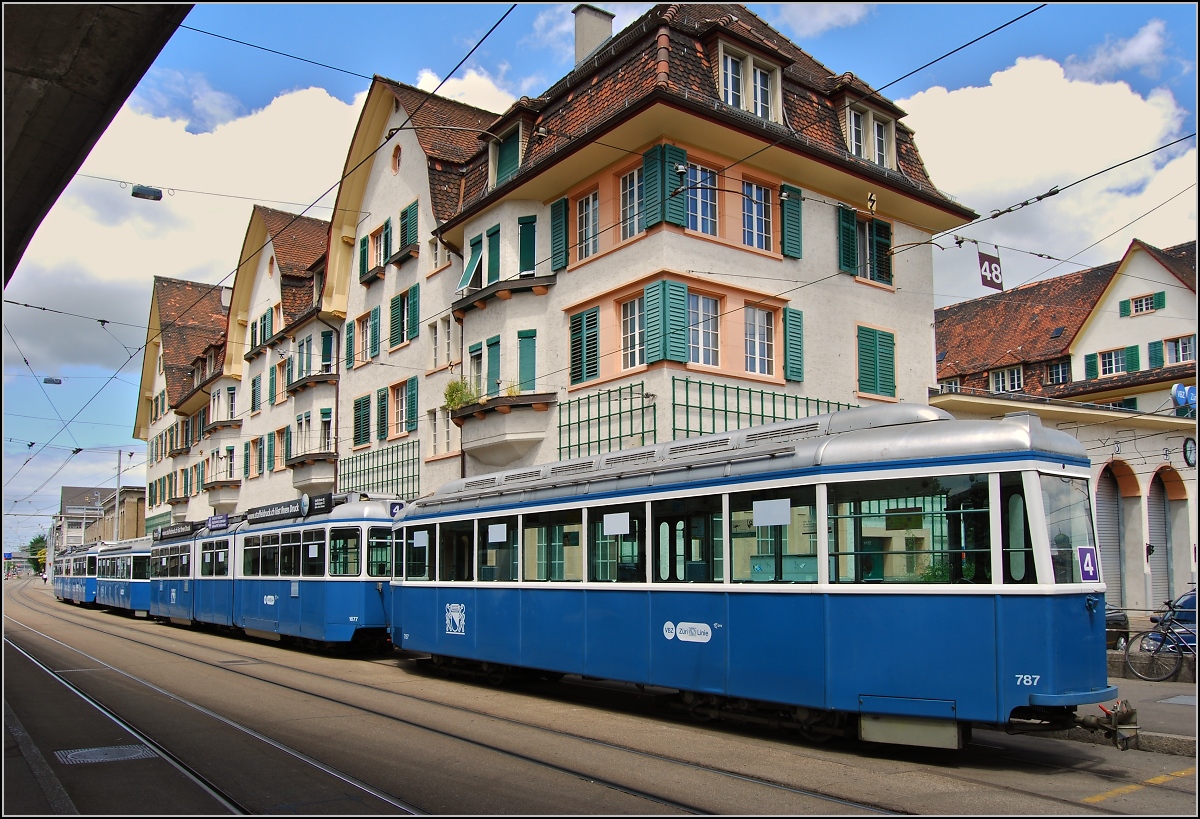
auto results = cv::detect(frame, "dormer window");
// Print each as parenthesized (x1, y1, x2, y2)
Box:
(491, 126, 521, 187)
(718, 43, 781, 124)
(845, 105, 893, 169)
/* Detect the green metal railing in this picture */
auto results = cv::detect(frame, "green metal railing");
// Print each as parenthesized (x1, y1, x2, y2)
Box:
(558, 381, 657, 459)
(338, 440, 421, 499)
(671, 377, 856, 438)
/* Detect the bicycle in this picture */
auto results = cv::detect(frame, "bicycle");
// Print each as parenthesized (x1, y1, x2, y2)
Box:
(1124, 596, 1197, 682)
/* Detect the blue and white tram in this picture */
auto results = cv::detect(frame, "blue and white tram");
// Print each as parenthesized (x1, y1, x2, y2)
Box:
(151, 494, 401, 650)
(389, 404, 1137, 750)
(55, 543, 99, 605)
(96, 537, 152, 616)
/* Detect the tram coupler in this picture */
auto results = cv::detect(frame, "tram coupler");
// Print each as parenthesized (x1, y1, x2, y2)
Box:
(1077, 699, 1138, 750)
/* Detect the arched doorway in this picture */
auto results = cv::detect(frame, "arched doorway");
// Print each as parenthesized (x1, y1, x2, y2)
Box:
(1095, 468, 1124, 607)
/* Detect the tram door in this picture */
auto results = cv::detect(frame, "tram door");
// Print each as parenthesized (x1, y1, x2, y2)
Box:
(1147, 474, 1171, 604)
(1095, 470, 1124, 607)
(653, 495, 723, 582)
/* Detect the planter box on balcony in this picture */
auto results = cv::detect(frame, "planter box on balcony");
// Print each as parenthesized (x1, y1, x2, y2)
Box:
(451, 392, 556, 466)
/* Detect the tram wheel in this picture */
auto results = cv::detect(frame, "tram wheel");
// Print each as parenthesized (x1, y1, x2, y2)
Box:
(483, 663, 510, 686)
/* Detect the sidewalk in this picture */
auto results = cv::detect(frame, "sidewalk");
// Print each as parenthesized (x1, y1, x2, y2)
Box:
(1043, 672, 1197, 755)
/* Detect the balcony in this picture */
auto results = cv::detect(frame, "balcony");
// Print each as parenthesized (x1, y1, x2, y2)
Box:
(286, 436, 338, 495)
(286, 368, 337, 397)
(451, 273, 556, 319)
(386, 243, 419, 269)
(167, 442, 190, 458)
(204, 416, 242, 435)
(360, 263, 384, 285)
(451, 392, 556, 466)
(203, 478, 241, 514)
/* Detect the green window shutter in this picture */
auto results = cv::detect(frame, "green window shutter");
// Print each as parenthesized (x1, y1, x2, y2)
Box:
(780, 185, 803, 258)
(1119, 299, 1130, 317)
(320, 407, 332, 420)
(285, 426, 292, 460)
(1148, 340, 1164, 369)
(359, 236, 369, 277)
(344, 321, 355, 369)
(266, 434, 274, 472)
(1153, 291, 1166, 310)
(353, 396, 370, 446)
(518, 329, 536, 391)
(269, 366, 276, 404)
(263, 309, 272, 340)
(458, 235, 483, 290)
(389, 293, 405, 347)
(858, 326, 878, 394)
(251, 375, 260, 411)
(550, 198, 569, 270)
(486, 335, 500, 396)
(643, 279, 688, 363)
(838, 206, 857, 273)
(1124, 344, 1139, 372)
(199, 462, 204, 488)
(400, 201, 418, 248)
(783, 307, 804, 381)
(1085, 353, 1098, 380)
(878, 331, 895, 396)
(642, 145, 664, 229)
(286, 355, 293, 385)
(377, 388, 388, 440)
(1122, 397, 1138, 410)
(321, 331, 333, 371)
(486, 224, 500, 284)
(496, 131, 520, 183)
(570, 308, 599, 384)
(871, 220, 892, 284)
(407, 284, 420, 340)
(518, 216, 536, 273)
(381, 218, 392, 261)
(369, 306, 381, 358)
(642, 144, 688, 228)
(244, 442, 250, 477)
(406, 378, 418, 431)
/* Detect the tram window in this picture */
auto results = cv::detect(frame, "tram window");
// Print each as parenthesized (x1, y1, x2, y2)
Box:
(1000, 473, 1034, 584)
(88, 556, 96, 574)
(167, 548, 180, 578)
(329, 527, 361, 576)
(280, 532, 301, 576)
(202, 539, 229, 577)
(200, 540, 213, 577)
(1041, 475, 1094, 584)
(730, 487, 816, 583)
(133, 556, 149, 580)
(367, 528, 391, 577)
(243, 535, 261, 576)
(652, 494, 723, 583)
(404, 526, 433, 580)
(302, 529, 325, 576)
(478, 516, 518, 581)
(439, 520, 475, 581)
(523, 509, 583, 581)
(588, 503, 646, 582)
(260, 534, 280, 576)
(827, 474, 991, 584)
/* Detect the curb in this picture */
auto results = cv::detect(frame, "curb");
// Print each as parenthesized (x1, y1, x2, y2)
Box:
(1040, 726, 1195, 756)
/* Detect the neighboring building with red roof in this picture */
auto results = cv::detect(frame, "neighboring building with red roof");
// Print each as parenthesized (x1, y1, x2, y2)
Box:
(932, 238, 1196, 612)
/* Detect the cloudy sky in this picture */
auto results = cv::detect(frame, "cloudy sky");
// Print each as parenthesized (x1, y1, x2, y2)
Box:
(3, 3, 1196, 550)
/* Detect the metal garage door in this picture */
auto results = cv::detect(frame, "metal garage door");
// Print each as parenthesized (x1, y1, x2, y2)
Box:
(1095, 470, 1123, 607)
(1147, 475, 1170, 607)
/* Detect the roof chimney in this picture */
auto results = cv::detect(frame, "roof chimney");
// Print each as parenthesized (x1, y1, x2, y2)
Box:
(573, 4, 615, 65)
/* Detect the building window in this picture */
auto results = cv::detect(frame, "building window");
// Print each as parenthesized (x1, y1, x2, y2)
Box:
(849, 110, 864, 158)
(722, 52, 742, 107)
(1131, 294, 1155, 314)
(742, 181, 772, 250)
(688, 293, 719, 366)
(372, 222, 390, 269)
(1046, 359, 1071, 385)
(1166, 334, 1196, 364)
(320, 414, 333, 451)
(356, 314, 371, 364)
(577, 191, 599, 260)
(846, 106, 892, 168)
(1100, 348, 1126, 377)
(619, 168, 643, 240)
(938, 378, 960, 393)
(991, 367, 1023, 393)
(686, 164, 717, 236)
(874, 120, 888, 166)
(621, 297, 645, 369)
(390, 383, 407, 437)
(719, 44, 779, 122)
(745, 307, 774, 375)
(469, 345, 484, 395)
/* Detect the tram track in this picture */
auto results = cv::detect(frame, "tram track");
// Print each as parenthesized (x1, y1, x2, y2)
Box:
(5, 585, 899, 815)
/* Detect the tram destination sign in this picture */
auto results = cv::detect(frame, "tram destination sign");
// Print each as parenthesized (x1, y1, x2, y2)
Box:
(154, 521, 203, 541)
(245, 493, 333, 524)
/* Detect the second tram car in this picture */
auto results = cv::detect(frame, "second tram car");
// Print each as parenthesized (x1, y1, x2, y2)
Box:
(388, 404, 1137, 750)
(54, 543, 98, 605)
(95, 537, 152, 616)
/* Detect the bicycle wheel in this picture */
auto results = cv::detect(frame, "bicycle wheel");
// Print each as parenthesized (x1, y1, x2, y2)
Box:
(1125, 630, 1184, 681)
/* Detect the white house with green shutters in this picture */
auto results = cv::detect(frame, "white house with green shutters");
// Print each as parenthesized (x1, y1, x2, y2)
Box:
(323, 4, 976, 497)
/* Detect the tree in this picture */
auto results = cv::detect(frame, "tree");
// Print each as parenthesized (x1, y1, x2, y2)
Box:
(27, 533, 46, 573)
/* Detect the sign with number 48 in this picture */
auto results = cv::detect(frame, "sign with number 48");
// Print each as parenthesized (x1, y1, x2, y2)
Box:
(979, 250, 1003, 290)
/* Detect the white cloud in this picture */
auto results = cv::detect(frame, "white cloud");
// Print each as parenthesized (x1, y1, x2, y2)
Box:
(522, 4, 654, 68)
(1065, 19, 1170, 81)
(771, 3, 873, 39)
(416, 67, 515, 113)
(128, 68, 245, 133)
(898, 57, 1195, 306)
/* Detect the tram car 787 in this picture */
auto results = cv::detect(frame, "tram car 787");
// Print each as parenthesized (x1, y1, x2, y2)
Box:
(388, 404, 1138, 751)
(150, 493, 402, 651)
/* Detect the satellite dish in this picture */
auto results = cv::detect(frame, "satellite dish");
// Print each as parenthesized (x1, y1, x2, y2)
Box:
(1172, 383, 1188, 407)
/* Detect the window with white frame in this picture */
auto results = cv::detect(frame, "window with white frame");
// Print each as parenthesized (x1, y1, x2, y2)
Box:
(620, 168, 643, 240)
(1131, 294, 1155, 314)
(688, 293, 720, 366)
(372, 223, 388, 269)
(848, 109, 865, 158)
(390, 383, 407, 437)
(744, 306, 774, 375)
(686, 163, 718, 235)
(1166, 334, 1196, 364)
(719, 44, 780, 123)
(991, 366, 1023, 393)
(621, 296, 645, 369)
(1046, 359, 1071, 385)
(742, 181, 772, 250)
(356, 314, 370, 365)
(577, 190, 599, 260)
(938, 378, 960, 393)
(874, 119, 888, 166)
(469, 345, 484, 395)
(846, 106, 892, 169)
(320, 415, 333, 451)
(1100, 348, 1126, 376)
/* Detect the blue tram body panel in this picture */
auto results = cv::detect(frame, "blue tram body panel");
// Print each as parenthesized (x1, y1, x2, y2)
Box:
(583, 590, 651, 683)
(649, 592, 728, 695)
(476, 587, 521, 663)
(523, 589, 587, 674)
(726, 592, 825, 708)
(195, 579, 234, 626)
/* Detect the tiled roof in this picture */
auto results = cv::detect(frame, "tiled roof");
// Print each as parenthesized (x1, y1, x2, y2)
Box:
(153, 276, 231, 406)
(381, 78, 498, 165)
(935, 262, 1119, 378)
(1134, 238, 1196, 292)
(254, 205, 329, 278)
(1042, 360, 1196, 400)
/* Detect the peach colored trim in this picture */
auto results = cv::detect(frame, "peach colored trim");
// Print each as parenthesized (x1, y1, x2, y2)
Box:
(424, 450, 461, 463)
(1101, 460, 1141, 498)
